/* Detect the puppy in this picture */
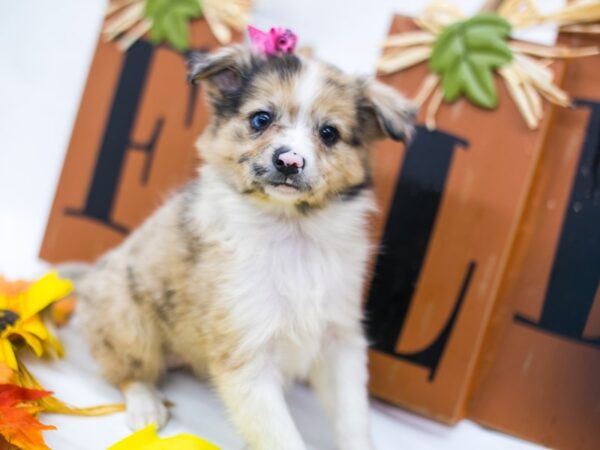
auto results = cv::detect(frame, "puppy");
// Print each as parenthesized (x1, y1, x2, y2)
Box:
(73, 44, 415, 450)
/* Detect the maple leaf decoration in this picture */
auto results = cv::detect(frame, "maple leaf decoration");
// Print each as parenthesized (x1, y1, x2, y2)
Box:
(0, 384, 55, 450)
(378, 1, 600, 130)
(429, 14, 512, 109)
(144, 0, 203, 51)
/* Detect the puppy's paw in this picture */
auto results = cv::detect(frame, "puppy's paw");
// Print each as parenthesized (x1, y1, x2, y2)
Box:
(123, 382, 169, 431)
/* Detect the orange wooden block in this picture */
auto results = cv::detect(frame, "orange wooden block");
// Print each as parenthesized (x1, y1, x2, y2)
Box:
(40, 20, 236, 263)
(364, 15, 566, 424)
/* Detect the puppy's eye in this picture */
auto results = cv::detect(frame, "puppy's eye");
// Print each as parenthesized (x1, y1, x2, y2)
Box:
(319, 125, 340, 146)
(250, 111, 272, 131)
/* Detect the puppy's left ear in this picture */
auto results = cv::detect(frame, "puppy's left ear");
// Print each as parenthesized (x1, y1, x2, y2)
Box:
(362, 79, 418, 143)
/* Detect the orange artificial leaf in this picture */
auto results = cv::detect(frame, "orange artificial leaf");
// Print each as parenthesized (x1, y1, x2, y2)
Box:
(16, 363, 125, 416)
(0, 384, 52, 406)
(50, 296, 77, 327)
(0, 384, 55, 450)
(0, 364, 14, 384)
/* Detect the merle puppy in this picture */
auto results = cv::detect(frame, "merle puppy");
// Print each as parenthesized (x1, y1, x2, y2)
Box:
(73, 44, 415, 450)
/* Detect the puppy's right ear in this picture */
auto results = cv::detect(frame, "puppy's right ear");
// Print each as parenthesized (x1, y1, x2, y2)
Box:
(188, 45, 255, 99)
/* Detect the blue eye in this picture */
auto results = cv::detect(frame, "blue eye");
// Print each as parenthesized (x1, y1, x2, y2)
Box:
(319, 125, 340, 146)
(250, 111, 272, 131)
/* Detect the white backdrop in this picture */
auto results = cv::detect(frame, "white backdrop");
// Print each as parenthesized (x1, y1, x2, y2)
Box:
(0, 0, 553, 449)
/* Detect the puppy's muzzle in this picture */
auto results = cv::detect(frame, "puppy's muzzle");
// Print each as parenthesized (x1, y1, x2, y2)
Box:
(272, 147, 305, 176)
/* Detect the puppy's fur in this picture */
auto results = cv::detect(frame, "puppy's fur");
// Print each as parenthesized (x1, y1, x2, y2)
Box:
(74, 45, 415, 450)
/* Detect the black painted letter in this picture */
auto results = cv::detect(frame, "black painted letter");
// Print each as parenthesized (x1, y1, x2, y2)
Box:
(515, 99, 600, 348)
(366, 126, 475, 380)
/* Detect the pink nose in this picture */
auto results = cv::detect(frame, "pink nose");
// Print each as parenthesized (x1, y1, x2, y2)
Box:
(279, 152, 304, 168)
(273, 148, 305, 175)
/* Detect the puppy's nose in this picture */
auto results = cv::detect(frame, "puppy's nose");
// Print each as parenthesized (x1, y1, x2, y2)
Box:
(272, 147, 305, 175)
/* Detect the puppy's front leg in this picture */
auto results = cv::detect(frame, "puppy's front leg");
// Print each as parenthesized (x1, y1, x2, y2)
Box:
(310, 326, 374, 450)
(213, 356, 307, 450)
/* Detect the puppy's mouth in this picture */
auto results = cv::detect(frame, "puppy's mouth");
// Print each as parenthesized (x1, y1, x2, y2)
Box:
(269, 180, 300, 190)
(248, 164, 310, 197)
(261, 172, 309, 193)
(267, 180, 303, 196)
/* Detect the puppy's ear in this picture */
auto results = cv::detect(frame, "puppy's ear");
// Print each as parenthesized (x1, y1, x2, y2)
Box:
(188, 45, 256, 101)
(362, 79, 418, 142)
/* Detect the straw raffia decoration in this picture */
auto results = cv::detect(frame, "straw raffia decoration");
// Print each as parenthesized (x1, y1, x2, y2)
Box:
(103, 0, 252, 51)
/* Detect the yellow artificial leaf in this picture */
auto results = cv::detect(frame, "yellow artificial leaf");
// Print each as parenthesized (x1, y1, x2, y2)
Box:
(19, 272, 73, 321)
(20, 315, 64, 357)
(0, 271, 71, 364)
(21, 315, 49, 340)
(44, 330, 65, 358)
(16, 362, 124, 417)
(108, 424, 220, 450)
(0, 340, 17, 370)
(10, 328, 44, 357)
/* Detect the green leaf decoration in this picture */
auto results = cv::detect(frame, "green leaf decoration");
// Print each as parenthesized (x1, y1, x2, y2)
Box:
(144, 0, 203, 52)
(429, 13, 513, 109)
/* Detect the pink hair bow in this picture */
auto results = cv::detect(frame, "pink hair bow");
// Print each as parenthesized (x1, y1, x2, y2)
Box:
(248, 26, 298, 56)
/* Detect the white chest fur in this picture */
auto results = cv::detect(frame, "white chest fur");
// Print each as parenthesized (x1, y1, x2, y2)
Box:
(195, 169, 374, 379)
